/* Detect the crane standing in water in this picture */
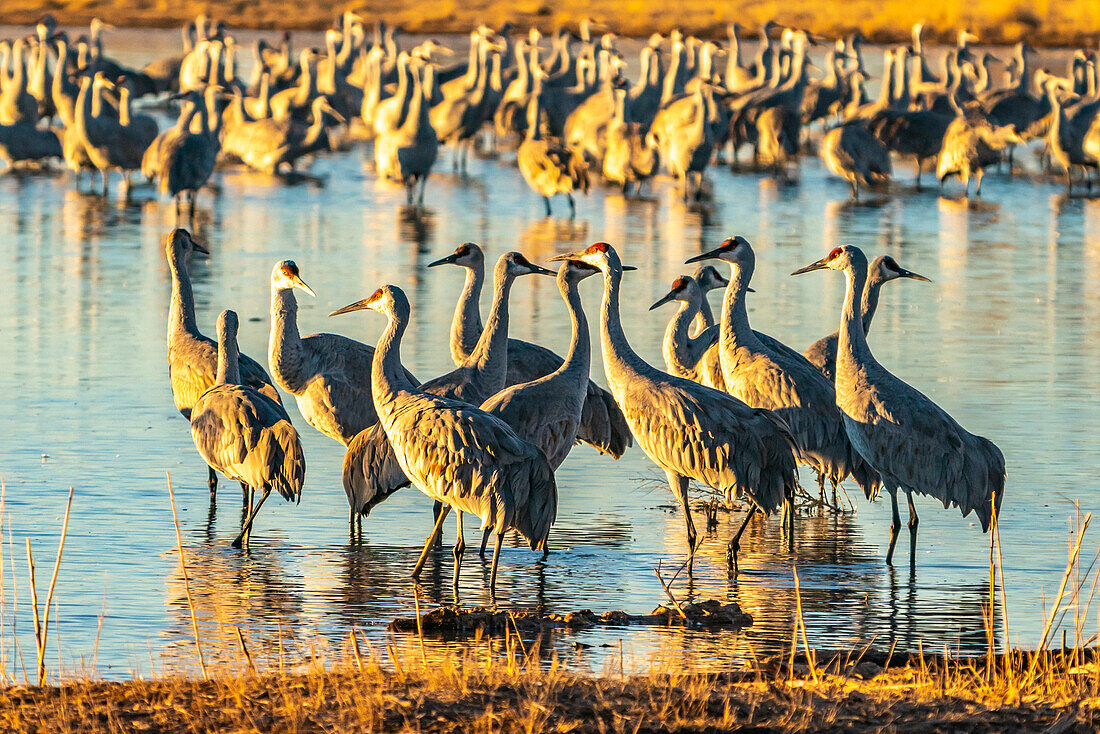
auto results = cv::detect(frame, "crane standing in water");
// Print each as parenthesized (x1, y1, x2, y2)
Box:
(792, 245, 1005, 565)
(190, 310, 305, 548)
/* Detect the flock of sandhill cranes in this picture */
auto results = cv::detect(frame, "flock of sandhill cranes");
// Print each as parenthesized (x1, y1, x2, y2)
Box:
(0, 15, 1099, 212)
(166, 226, 1005, 595)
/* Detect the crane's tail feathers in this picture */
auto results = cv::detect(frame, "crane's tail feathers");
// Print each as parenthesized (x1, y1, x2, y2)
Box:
(576, 383, 633, 459)
(263, 421, 305, 502)
(341, 422, 410, 517)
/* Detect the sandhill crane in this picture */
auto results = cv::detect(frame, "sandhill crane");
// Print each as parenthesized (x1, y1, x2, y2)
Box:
(152, 86, 222, 218)
(143, 92, 198, 182)
(650, 274, 719, 385)
(339, 251, 553, 525)
(74, 72, 158, 196)
(49, 34, 81, 129)
(725, 24, 756, 94)
(165, 229, 282, 496)
(375, 57, 437, 205)
(647, 83, 716, 199)
(190, 310, 304, 549)
(804, 255, 930, 383)
(551, 242, 799, 574)
(868, 108, 953, 188)
(268, 260, 413, 445)
(603, 85, 659, 195)
(0, 122, 61, 169)
(686, 236, 878, 504)
(1039, 72, 1098, 193)
(431, 34, 497, 171)
(480, 259, 596, 470)
(0, 39, 38, 126)
(222, 94, 344, 175)
(517, 81, 588, 216)
(431, 242, 632, 459)
(821, 121, 892, 200)
(936, 105, 1022, 196)
(331, 285, 556, 594)
(791, 245, 1005, 565)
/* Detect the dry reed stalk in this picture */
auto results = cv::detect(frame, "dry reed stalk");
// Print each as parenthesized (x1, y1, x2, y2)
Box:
(412, 585, 427, 667)
(35, 487, 73, 685)
(1026, 513, 1091, 683)
(654, 559, 689, 620)
(166, 472, 207, 680)
(350, 629, 363, 672)
(793, 569, 818, 683)
(25, 540, 39, 686)
(235, 627, 255, 674)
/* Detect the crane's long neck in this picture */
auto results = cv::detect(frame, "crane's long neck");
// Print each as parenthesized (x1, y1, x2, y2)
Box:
(598, 267, 653, 395)
(119, 88, 132, 126)
(555, 274, 590, 384)
(719, 261, 764, 352)
(302, 104, 328, 148)
(167, 250, 200, 342)
(269, 287, 305, 392)
(466, 265, 513, 393)
(215, 330, 241, 386)
(371, 307, 416, 420)
(451, 263, 484, 364)
(663, 297, 701, 373)
(695, 290, 715, 331)
(836, 260, 875, 386)
(860, 273, 883, 335)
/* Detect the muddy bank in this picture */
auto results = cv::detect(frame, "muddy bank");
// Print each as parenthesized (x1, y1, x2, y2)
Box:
(1, 0, 1099, 46)
(390, 599, 753, 634)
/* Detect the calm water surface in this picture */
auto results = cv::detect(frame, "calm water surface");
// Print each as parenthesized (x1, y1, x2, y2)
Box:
(0, 29, 1098, 680)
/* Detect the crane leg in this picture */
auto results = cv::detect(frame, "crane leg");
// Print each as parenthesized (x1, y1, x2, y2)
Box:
(241, 482, 252, 512)
(431, 500, 446, 547)
(975, 171, 984, 198)
(478, 527, 491, 557)
(816, 472, 826, 504)
(667, 470, 697, 573)
(489, 530, 505, 597)
(914, 157, 922, 190)
(418, 175, 429, 206)
(885, 490, 901, 565)
(452, 512, 466, 590)
(907, 493, 919, 569)
(208, 466, 218, 497)
(567, 194, 576, 218)
(726, 506, 757, 578)
(232, 487, 271, 549)
(543, 196, 552, 216)
(412, 504, 450, 579)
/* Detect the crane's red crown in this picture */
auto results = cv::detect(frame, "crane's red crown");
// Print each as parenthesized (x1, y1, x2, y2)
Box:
(587, 242, 610, 253)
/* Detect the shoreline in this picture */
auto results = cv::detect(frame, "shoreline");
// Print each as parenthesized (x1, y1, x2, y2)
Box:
(1, 3, 1099, 47)
(2, 646, 1094, 732)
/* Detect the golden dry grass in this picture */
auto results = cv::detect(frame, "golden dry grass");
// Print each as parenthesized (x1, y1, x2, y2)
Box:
(0, 0, 1099, 45)
(0, 636, 1097, 733)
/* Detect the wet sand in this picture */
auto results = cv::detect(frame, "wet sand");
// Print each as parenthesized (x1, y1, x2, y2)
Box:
(1, 0, 1099, 46)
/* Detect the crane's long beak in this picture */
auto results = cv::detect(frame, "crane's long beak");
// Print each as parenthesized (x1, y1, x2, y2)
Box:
(684, 246, 724, 264)
(529, 264, 557, 276)
(548, 250, 587, 262)
(427, 252, 458, 267)
(649, 290, 676, 310)
(191, 239, 210, 255)
(293, 276, 316, 297)
(329, 298, 370, 316)
(790, 258, 829, 276)
(899, 268, 932, 282)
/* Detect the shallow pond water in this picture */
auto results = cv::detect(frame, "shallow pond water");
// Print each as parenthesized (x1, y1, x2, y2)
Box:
(0, 28, 1098, 679)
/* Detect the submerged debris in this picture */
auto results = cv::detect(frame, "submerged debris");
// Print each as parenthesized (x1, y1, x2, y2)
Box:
(390, 600, 752, 634)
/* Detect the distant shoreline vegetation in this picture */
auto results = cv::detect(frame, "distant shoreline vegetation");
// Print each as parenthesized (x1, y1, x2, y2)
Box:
(0, 3, 1098, 47)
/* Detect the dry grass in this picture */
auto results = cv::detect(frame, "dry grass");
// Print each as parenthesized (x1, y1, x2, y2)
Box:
(1, 0, 1099, 46)
(0, 634, 1097, 733)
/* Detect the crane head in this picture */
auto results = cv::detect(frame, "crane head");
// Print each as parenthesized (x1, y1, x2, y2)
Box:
(790, 245, 866, 276)
(216, 309, 239, 342)
(875, 255, 932, 283)
(649, 275, 698, 310)
(692, 265, 729, 293)
(329, 285, 408, 320)
(501, 252, 555, 277)
(684, 235, 751, 265)
(428, 242, 484, 269)
(549, 242, 637, 274)
(166, 228, 209, 257)
(271, 260, 316, 297)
